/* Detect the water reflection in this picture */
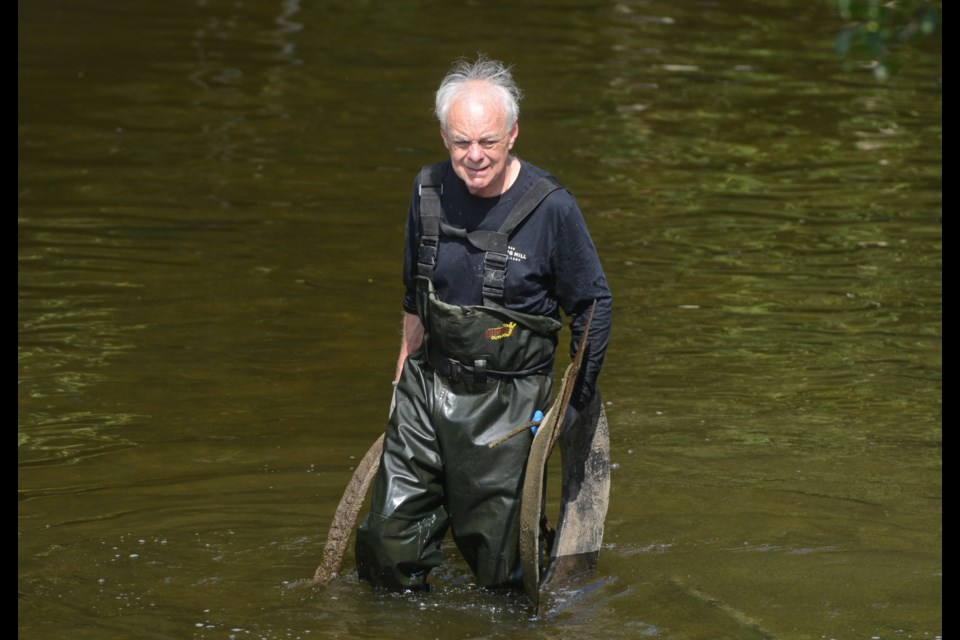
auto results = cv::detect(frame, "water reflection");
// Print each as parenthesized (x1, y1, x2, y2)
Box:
(20, 0, 939, 637)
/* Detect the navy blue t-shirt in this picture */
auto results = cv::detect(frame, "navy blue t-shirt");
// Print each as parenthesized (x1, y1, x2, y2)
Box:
(402, 159, 612, 408)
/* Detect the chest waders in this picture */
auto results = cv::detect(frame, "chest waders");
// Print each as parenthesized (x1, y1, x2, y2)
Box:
(320, 163, 609, 609)
(351, 163, 562, 590)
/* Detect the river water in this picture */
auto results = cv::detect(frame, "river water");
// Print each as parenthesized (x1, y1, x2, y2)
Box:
(19, 1, 941, 638)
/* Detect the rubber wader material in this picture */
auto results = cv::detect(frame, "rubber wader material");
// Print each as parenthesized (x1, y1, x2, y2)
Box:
(313, 300, 609, 611)
(353, 278, 561, 590)
(312, 388, 610, 605)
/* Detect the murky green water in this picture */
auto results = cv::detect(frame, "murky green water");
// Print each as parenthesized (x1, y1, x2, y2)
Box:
(20, 1, 940, 638)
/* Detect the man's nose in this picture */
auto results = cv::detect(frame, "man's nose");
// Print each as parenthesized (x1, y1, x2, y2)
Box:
(467, 143, 485, 161)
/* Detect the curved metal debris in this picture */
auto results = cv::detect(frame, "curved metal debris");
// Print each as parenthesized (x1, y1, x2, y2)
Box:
(540, 397, 610, 594)
(310, 433, 384, 585)
(519, 302, 609, 615)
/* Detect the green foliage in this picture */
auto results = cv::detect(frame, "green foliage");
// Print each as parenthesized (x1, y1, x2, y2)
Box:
(833, 0, 940, 80)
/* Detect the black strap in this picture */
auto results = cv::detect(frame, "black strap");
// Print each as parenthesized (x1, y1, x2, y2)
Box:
(416, 164, 444, 279)
(480, 174, 561, 306)
(416, 162, 563, 305)
(427, 344, 552, 385)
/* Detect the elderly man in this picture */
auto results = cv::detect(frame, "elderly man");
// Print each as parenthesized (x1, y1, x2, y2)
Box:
(355, 56, 612, 591)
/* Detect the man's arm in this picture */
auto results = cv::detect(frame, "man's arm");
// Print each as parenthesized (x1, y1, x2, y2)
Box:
(551, 198, 612, 411)
(567, 294, 612, 409)
(395, 312, 424, 381)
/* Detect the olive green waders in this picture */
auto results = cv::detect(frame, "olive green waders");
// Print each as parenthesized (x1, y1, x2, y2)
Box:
(355, 279, 561, 590)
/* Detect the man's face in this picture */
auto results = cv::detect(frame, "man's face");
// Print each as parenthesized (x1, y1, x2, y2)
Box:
(440, 85, 519, 198)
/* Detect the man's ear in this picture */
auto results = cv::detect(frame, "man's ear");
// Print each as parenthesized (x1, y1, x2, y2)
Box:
(507, 120, 519, 149)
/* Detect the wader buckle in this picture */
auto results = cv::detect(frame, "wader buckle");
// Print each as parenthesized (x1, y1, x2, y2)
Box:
(473, 359, 488, 386)
(446, 359, 462, 383)
(429, 345, 550, 386)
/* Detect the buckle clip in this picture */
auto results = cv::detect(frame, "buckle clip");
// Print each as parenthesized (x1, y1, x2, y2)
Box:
(473, 359, 487, 387)
(447, 359, 462, 383)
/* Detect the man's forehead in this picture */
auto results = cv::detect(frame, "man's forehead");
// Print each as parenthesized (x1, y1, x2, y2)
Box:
(447, 124, 506, 140)
(446, 98, 509, 136)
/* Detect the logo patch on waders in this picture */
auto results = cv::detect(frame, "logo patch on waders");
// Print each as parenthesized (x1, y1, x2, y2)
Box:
(485, 322, 517, 341)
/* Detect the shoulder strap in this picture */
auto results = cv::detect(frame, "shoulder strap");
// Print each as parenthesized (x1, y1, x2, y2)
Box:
(416, 163, 444, 280)
(415, 164, 563, 306)
(482, 175, 562, 307)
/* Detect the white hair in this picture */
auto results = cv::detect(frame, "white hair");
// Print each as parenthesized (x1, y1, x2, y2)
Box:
(435, 55, 522, 132)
